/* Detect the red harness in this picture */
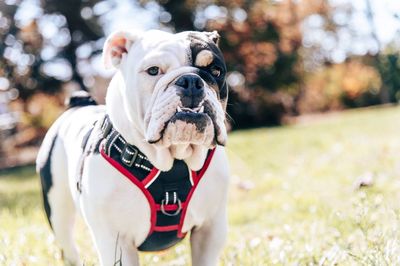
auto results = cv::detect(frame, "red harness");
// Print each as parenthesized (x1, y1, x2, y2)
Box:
(100, 145, 216, 251)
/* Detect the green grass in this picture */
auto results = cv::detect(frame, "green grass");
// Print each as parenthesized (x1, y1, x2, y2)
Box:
(2, 106, 400, 265)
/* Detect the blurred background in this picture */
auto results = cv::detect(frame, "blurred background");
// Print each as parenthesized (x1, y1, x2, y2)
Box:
(0, 0, 399, 169)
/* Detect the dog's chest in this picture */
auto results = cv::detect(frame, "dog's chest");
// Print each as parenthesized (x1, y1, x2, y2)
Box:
(80, 146, 227, 250)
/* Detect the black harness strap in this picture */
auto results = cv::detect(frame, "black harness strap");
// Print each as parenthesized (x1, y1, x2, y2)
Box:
(100, 115, 153, 175)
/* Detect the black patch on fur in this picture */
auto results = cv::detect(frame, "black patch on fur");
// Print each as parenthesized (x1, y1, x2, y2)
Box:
(39, 134, 58, 229)
(67, 91, 97, 108)
(219, 81, 228, 100)
(203, 100, 222, 145)
(169, 112, 209, 132)
(186, 32, 228, 101)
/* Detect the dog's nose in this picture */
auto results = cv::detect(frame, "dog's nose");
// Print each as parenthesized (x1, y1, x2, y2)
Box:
(175, 75, 204, 95)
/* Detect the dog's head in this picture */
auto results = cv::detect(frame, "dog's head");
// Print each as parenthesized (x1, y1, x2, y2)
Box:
(103, 30, 228, 160)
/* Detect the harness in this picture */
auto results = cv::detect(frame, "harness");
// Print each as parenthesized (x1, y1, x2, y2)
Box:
(96, 115, 215, 251)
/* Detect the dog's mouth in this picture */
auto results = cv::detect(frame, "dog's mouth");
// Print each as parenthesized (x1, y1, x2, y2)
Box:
(147, 102, 216, 146)
(176, 105, 205, 114)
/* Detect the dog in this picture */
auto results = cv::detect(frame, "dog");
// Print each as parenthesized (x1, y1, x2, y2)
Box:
(36, 29, 230, 265)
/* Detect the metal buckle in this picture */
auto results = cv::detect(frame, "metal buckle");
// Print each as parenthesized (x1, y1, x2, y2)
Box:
(161, 199, 182, 216)
(121, 144, 138, 167)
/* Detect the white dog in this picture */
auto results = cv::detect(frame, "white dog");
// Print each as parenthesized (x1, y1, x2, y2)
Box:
(36, 29, 230, 266)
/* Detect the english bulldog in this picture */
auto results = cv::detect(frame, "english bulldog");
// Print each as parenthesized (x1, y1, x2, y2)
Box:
(36, 29, 230, 265)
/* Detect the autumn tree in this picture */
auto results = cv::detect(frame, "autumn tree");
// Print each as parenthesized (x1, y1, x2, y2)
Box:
(0, 0, 104, 102)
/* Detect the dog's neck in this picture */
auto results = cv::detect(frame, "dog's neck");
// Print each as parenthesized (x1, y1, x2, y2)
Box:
(105, 73, 208, 171)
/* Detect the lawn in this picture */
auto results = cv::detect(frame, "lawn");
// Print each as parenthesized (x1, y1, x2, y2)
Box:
(2, 106, 400, 265)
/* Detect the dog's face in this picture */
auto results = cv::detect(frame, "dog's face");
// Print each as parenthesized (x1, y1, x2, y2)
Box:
(103, 30, 228, 153)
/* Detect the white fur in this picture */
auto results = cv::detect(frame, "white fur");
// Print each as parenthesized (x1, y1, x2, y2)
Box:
(38, 30, 230, 266)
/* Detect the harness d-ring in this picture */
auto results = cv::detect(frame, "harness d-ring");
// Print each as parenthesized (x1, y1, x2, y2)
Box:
(161, 199, 182, 216)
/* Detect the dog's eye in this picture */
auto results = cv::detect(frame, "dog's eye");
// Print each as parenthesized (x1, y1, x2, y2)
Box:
(146, 66, 160, 76)
(210, 66, 221, 78)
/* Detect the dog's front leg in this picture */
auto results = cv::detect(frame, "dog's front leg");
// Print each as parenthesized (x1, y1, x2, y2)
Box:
(190, 208, 228, 266)
(88, 221, 139, 266)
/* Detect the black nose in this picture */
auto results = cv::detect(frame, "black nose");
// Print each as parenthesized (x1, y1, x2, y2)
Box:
(175, 75, 204, 95)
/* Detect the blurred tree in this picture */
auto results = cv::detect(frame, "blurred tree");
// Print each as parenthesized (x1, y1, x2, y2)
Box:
(364, 0, 400, 104)
(41, 0, 104, 90)
(376, 52, 400, 103)
(0, 0, 105, 103)
(301, 0, 400, 108)
(297, 59, 381, 113)
(0, 1, 47, 102)
(160, 0, 194, 32)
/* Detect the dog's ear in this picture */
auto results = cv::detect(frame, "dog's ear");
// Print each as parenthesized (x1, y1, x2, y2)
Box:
(204, 31, 220, 46)
(103, 30, 141, 69)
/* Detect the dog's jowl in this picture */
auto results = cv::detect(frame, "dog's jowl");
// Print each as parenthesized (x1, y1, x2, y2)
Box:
(36, 30, 230, 266)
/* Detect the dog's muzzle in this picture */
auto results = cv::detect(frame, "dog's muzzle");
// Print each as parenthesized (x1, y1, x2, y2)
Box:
(145, 71, 226, 147)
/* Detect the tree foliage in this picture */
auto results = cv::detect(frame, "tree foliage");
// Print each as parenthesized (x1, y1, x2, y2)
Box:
(0, 0, 104, 102)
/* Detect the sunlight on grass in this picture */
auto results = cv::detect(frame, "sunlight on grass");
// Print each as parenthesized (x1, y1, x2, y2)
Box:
(2, 106, 400, 265)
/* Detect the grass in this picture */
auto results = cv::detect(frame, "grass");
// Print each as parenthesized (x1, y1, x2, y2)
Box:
(2, 106, 400, 265)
